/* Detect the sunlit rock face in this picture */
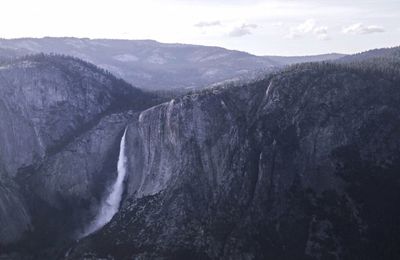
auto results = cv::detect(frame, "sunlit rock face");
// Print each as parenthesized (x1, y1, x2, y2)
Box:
(69, 61, 400, 260)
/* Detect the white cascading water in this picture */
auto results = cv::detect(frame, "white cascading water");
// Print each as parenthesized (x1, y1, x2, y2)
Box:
(80, 128, 128, 238)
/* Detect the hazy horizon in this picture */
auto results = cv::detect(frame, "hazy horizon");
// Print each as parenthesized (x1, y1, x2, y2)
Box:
(1, 36, 398, 57)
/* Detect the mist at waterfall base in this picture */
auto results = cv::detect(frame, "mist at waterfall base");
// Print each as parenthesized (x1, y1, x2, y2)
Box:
(80, 128, 128, 238)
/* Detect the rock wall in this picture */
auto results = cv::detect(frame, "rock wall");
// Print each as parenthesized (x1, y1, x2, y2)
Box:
(70, 62, 400, 259)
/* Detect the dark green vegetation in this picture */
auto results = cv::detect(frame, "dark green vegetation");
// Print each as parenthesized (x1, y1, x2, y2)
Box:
(338, 46, 400, 63)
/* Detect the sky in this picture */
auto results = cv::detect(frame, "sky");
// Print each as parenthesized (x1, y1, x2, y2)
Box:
(1, 0, 399, 56)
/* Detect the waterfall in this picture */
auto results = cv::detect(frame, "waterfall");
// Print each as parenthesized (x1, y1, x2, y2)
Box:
(80, 128, 128, 238)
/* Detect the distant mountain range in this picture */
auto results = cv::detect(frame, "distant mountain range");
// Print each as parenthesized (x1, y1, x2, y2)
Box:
(0, 37, 345, 90)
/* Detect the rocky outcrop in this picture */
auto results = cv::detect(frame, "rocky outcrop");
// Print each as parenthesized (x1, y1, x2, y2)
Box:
(69, 60, 400, 259)
(0, 54, 142, 178)
(0, 54, 156, 251)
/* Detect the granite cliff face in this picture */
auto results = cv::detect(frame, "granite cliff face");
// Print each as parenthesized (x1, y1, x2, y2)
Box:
(69, 59, 400, 259)
(0, 54, 156, 255)
(0, 55, 141, 178)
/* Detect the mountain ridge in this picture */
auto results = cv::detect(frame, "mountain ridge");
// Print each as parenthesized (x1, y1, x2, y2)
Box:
(0, 37, 345, 91)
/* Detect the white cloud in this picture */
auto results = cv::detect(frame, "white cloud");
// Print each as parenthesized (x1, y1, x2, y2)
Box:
(342, 23, 385, 34)
(228, 24, 258, 37)
(297, 19, 317, 34)
(194, 21, 222, 27)
(314, 26, 330, 40)
(286, 19, 329, 40)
